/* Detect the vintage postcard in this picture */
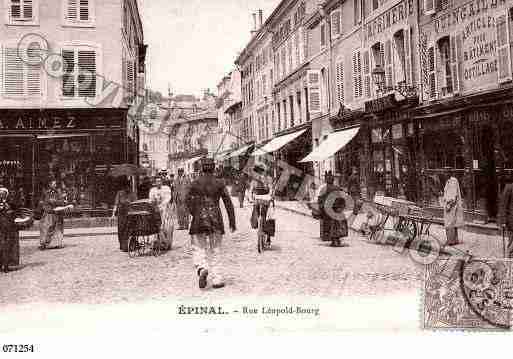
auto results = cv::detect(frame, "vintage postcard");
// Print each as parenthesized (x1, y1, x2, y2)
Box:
(2, 0, 513, 350)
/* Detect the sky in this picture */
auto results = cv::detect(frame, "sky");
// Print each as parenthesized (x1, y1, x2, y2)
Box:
(138, 0, 281, 97)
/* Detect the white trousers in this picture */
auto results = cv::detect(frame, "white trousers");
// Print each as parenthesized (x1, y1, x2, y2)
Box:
(191, 231, 223, 285)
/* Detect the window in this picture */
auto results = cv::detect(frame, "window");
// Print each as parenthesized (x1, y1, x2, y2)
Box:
(307, 70, 322, 115)
(496, 9, 513, 84)
(352, 51, 362, 99)
(428, 46, 436, 99)
(296, 91, 302, 123)
(372, 0, 379, 11)
(282, 99, 287, 128)
(288, 40, 293, 72)
(2, 44, 42, 97)
(281, 47, 287, 77)
(331, 9, 341, 39)
(8, 0, 37, 24)
(336, 60, 344, 105)
(384, 39, 394, 88)
(62, 46, 97, 98)
(276, 103, 281, 131)
(295, 33, 300, 66)
(354, 0, 362, 25)
(64, 0, 94, 25)
(424, 0, 435, 15)
(289, 95, 295, 127)
(363, 50, 371, 98)
(320, 23, 327, 48)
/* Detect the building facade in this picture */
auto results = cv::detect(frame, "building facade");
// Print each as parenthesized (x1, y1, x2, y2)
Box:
(139, 103, 170, 176)
(0, 0, 146, 211)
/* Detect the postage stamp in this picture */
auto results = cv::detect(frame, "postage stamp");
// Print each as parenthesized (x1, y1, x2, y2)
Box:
(423, 257, 513, 330)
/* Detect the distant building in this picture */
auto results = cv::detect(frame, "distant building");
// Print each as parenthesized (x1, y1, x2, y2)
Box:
(139, 104, 171, 176)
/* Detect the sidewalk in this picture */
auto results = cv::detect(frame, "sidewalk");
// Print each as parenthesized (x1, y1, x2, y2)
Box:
(274, 199, 506, 259)
(20, 227, 116, 241)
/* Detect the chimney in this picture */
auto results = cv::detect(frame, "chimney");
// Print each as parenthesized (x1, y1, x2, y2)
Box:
(258, 9, 263, 28)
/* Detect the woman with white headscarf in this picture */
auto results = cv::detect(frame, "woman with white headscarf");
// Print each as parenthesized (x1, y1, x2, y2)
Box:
(443, 169, 464, 246)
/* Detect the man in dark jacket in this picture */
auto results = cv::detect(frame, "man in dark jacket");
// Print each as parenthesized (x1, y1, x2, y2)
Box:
(499, 183, 513, 258)
(185, 158, 236, 289)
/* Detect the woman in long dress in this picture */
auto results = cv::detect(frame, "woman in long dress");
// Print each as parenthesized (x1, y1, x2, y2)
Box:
(39, 179, 66, 250)
(149, 177, 174, 250)
(317, 174, 347, 247)
(174, 169, 191, 230)
(112, 178, 137, 252)
(443, 170, 464, 246)
(0, 187, 19, 272)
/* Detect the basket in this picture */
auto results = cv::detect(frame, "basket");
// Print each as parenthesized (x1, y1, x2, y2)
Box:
(14, 208, 34, 230)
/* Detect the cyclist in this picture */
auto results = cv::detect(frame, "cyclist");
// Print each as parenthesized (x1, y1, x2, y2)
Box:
(249, 167, 275, 247)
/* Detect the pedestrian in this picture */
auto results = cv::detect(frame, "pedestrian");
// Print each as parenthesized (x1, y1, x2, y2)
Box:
(317, 173, 348, 247)
(442, 169, 464, 246)
(347, 167, 361, 215)
(149, 177, 174, 251)
(236, 173, 248, 208)
(499, 181, 513, 257)
(174, 168, 191, 230)
(112, 177, 137, 252)
(138, 176, 152, 200)
(39, 179, 67, 250)
(185, 158, 236, 289)
(0, 187, 18, 273)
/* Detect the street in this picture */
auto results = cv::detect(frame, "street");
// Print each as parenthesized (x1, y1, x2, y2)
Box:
(0, 205, 422, 305)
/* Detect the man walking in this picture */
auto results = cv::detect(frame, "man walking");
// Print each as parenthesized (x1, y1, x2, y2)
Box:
(186, 158, 236, 289)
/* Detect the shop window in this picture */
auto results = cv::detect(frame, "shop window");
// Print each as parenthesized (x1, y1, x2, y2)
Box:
(371, 128, 383, 143)
(392, 124, 403, 140)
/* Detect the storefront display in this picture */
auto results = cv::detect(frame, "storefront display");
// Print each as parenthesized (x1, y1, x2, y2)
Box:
(0, 109, 136, 212)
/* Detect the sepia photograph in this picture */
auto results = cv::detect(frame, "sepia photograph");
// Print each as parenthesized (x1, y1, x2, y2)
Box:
(1, 0, 513, 349)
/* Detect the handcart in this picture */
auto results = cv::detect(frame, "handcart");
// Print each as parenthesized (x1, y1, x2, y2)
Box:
(126, 200, 163, 258)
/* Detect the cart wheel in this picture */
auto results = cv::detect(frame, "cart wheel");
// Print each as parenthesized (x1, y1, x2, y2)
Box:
(395, 219, 417, 241)
(153, 234, 162, 257)
(128, 236, 138, 258)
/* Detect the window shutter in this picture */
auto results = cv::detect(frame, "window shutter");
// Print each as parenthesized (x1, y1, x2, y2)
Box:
(404, 27, 413, 84)
(428, 46, 437, 99)
(303, 27, 308, 61)
(353, 51, 363, 99)
(62, 49, 75, 97)
(295, 33, 300, 66)
(496, 11, 512, 84)
(363, 50, 371, 98)
(336, 60, 344, 105)
(424, 0, 435, 15)
(385, 39, 393, 88)
(307, 70, 322, 114)
(78, 50, 96, 97)
(450, 33, 462, 94)
(4, 47, 24, 96)
(288, 40, 293, 70)
(320, 23, 326, 48)
(67, 0, 78, 21)
(331, 10, 341, 39)
(79, 0, 89, 21)
(23, 0, 33, 20)
(11, 0, 21, 19)
(26, 45, 41, 96)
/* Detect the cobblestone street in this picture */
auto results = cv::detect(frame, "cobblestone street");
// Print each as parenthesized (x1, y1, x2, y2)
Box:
(0, 205, 426, 306)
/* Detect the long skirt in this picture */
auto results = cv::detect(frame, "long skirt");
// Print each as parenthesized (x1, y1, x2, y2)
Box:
(320, 217, 348, 242)
(40, 213, 64, 248)
(158, 205, 174, 250)
(117, 209, 129, 251)
(176, 203, 190, 229)
(0, 220, 19, 269)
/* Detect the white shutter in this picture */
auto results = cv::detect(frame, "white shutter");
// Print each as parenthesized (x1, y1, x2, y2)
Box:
(428, 46, 437, 99)
(385, 39, 393, 88)
(67, 0, 78, 21)
(23, 0, 33, 20)
(4, 47, 24, 96)
(497, 10, 512, 84)
(363, 50, 371, 98)
(424, 0, 435, 15)
(331, 9, 341, 40)
(353, 51, 363, 99)
(404, 27, 413, 84)
(303, 26, 308, 61)
(78, 50, 96, 97)
(26, 45, 41, 96)
(336, 60, 344, 105)
(307, 70, 322, 114)
(450, 33, 462, 94)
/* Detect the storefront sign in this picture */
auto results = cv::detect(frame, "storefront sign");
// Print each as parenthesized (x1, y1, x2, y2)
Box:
(365, 94, 398, 113)
(434, 0, 505, 34)
(0, 110, 124, 132)
(364, 0, 414, 42)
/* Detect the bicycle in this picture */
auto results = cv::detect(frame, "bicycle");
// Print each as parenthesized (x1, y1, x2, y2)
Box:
(254, 195, 274, 253)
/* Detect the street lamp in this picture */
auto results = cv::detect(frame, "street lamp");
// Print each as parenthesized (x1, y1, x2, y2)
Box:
(371, 64, 418, 98)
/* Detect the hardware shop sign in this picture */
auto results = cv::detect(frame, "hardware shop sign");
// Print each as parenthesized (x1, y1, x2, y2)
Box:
(0, 111, 124, 132)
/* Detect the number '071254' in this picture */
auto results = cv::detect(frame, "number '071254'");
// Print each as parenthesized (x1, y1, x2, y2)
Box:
(2, 344, 35, 353)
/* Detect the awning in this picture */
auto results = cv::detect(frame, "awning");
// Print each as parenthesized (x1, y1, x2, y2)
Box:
(252, 129, 307, 156)
(214, 150, 233, 161)
(300, 127, 360, 163)
(185, 155, 204, 165)
(225, 144, 253, 159)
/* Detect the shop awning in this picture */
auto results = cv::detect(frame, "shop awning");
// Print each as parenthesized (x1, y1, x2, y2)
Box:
(299, 126, 360, 163)
(185, 155, 204, 165)
(225, 144, 253, 159)
(252, 129, 307, 156)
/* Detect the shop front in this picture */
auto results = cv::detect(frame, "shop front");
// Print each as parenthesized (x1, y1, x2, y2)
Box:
(0, 108, 135, 213)
(362, 95, 420, 202)
(414, 89, 513, 221)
